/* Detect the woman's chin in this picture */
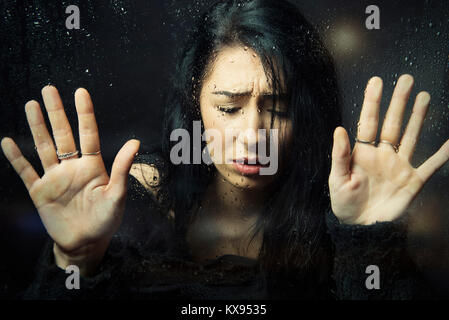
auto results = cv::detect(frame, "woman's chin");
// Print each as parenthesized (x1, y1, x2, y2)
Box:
(223, 172, 276, 190)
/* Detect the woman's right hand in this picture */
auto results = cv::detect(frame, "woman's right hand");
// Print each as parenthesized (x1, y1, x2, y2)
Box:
(1, 85, 140, 276)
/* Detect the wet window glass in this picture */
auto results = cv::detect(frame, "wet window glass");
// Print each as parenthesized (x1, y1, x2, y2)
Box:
(0, 0, 448, 302)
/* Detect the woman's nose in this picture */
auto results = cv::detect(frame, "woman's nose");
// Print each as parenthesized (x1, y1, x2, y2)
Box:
(245, 102, 264, 132)
(239, 103, 265, 148)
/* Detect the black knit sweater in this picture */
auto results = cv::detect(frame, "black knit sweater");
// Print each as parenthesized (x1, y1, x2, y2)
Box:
(21, 150, 436, 300)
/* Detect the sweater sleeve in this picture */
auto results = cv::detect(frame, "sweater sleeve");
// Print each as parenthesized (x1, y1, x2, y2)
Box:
(326, 208, 436, 300)
(21, 229, 131, 299)
(21, 165, 173, 300)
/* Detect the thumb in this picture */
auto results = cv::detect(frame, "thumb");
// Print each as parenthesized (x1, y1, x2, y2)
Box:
(329, 126, 351, 184)
(108, 139, 140, 197)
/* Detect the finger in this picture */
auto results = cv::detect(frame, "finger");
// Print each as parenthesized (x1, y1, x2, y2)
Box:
(41, 85, 78, 160)
(329, 126, 351, 185)
(398, 91, 430, 161)
(416, 139, 449, 182)
(356, 76, 383, 143)
(24, 100, 59, 172)
(74, 88, 101, 155)
(107, 139, 141, 198)
(1, 137, 40, 191)
(379, 74, 414, 147)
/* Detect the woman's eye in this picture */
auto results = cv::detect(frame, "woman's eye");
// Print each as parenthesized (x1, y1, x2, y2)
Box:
(217, 106, 240, 113)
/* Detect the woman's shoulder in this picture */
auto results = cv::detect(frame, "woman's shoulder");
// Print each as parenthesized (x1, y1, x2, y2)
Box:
(128, 144, 171, 210)
(129, 145, 167, 186)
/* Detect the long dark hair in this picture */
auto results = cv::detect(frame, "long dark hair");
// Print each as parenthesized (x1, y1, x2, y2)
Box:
(156, 0, 342, 278)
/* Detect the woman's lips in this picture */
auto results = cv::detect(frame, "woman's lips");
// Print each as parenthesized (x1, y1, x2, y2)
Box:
(232, 159, 269, 175)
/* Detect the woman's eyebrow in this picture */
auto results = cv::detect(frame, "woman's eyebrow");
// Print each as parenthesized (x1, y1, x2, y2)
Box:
(211, 90, 282, 98)
(212, 90, 252, 97)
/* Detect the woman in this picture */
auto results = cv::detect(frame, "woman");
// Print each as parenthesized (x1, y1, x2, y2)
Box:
(2, 0, 448, 299)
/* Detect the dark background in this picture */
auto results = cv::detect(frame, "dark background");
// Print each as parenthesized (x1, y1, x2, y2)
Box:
(0, 0, 448, 298)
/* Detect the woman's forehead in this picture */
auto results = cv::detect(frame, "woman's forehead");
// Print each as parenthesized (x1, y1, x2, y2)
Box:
(203, 45, 272, 93)
(202, 45, 286, 95)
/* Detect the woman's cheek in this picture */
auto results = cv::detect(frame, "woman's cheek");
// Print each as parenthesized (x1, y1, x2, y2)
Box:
(203, 117, 228, 165)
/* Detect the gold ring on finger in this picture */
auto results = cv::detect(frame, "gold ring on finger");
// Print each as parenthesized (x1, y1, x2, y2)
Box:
(82, 150, 101, 156)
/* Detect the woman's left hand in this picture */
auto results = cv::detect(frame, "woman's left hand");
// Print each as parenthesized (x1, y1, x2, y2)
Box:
(329, 74, 449, 225)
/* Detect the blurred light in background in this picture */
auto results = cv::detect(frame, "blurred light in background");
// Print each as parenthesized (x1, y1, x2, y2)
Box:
(323, 21, 362, 59)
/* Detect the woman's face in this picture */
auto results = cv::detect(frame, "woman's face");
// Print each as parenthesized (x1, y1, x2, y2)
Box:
(199, 44, 293, 190)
